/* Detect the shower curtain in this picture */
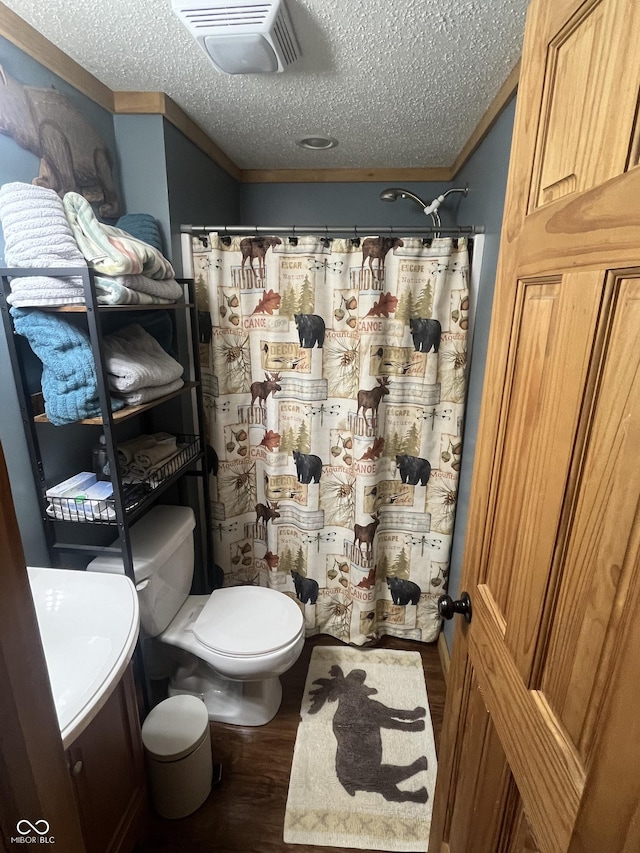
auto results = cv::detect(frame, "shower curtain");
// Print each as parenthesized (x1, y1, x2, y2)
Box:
(190, 233, 469, 644)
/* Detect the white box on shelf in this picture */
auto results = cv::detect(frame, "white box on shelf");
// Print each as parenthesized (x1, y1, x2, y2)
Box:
(45, 472, 97, 498)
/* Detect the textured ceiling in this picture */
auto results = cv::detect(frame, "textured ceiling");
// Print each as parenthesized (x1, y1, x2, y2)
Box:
(2, 0, 529, 170)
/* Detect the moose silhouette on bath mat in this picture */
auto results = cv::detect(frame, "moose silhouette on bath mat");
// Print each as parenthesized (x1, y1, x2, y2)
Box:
(308, 664, 429, 803)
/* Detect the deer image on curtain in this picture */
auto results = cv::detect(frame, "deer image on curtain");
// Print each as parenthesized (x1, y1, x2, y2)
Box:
(190, 233, 469, 644)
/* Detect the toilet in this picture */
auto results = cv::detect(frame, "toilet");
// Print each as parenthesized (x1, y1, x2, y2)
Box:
(88, 505, 305, 726)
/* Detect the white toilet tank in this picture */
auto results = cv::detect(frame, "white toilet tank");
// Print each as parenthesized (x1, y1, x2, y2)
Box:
(88, 505, 196, 637)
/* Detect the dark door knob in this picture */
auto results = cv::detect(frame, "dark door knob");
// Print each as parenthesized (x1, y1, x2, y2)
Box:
(437, 592, 472, 623)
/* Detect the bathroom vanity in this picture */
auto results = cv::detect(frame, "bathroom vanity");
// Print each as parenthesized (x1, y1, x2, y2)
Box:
(66, 666, 147, 853)
(27, 566, 148, 852)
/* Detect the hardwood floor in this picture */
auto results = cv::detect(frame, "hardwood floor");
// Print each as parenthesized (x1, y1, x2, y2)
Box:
(134, 634, 446, 853)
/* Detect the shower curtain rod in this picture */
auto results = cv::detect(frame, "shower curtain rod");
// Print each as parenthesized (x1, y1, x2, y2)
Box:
(181, 224, 483, 236)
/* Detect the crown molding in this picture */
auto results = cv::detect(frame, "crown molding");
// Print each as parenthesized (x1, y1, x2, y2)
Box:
(1, 2, 519, 185)
(113, 91, 242, 181)
(240, 166, 454, 183)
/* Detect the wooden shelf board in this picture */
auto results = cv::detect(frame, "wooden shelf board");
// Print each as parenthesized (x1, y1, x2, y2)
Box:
(33, 382, 198, 425)
(32, 303, 193, 313)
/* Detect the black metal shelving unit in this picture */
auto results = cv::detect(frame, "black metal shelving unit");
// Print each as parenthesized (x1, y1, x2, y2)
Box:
(0, 265, 214, 709)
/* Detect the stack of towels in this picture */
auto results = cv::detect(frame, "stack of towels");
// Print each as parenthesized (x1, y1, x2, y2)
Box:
(10, 308, 127, 425)
(0, 182, 183, 306)
(9, 311, 184, 424)
(117, 432, 186, 486)
(11, 307, 184, 426)
(0, 181, 190, 424)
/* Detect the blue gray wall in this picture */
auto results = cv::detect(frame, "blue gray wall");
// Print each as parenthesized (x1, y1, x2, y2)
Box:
(113, 114, 172, 254)
(164, 120, 240, 271)
(112, 115, 242, 270)
(240, 180, 457, 229)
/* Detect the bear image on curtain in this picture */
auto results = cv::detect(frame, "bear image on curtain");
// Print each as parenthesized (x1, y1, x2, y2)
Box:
(191, 233, 470, 645)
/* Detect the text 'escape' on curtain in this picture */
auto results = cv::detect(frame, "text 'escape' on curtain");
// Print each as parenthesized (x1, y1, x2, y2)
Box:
(190, 233, 469, 645)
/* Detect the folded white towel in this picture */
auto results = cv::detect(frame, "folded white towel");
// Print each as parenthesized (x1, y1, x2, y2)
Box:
(114, 377, 185, 406)
(0, 182, 87, 295)
(103, 324, 183, 393)
(6, 279, 86, 307)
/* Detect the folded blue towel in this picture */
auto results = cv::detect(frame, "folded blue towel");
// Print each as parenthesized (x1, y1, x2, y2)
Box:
(115, 213, 164, 254)
(10, 308, 125, 425)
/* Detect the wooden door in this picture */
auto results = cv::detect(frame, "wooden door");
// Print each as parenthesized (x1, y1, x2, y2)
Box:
(430, 1, 640, 851)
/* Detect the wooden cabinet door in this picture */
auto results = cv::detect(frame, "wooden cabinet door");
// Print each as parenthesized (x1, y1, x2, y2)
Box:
(67, 666, 147, 853)
(430, 0, 640, 851)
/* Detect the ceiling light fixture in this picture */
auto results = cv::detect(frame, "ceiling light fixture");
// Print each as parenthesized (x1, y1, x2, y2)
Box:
(171, 0, 301, 75)
(296, 135, 338, 150)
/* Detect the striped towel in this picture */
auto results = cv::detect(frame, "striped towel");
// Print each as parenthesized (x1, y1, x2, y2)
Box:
(63, 192, 175, 280)
(97, 273, 183, 301)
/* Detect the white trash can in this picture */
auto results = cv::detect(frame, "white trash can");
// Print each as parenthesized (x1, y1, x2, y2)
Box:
(141, 694, 212, 819)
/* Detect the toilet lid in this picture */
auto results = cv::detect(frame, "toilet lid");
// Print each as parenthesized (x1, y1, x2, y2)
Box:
(193, 586, 304, 656)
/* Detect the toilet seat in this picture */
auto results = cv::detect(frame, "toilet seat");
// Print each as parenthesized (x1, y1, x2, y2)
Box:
(193, 586, 304, 657)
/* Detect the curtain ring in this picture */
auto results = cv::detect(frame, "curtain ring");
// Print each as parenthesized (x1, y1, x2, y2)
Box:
(289, 224, 298, 246)
(352, 225, 360, 247)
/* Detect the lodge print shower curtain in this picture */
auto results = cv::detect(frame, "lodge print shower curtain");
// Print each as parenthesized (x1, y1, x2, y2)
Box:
(191, 233, 469, 644)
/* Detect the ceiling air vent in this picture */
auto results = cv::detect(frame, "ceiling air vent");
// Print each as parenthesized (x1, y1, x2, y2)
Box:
(171, 0, 301, 74)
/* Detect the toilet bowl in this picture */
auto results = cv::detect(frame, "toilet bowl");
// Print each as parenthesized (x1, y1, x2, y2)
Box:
(161, 587, 305, 725)
(88, 505, 305, 726)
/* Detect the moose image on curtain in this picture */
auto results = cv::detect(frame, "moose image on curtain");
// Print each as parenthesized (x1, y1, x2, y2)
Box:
(191, 233, 469, 644)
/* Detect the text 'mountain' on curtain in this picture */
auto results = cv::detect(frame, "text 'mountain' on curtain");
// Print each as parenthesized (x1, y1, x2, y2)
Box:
(191, 234, 469, 645)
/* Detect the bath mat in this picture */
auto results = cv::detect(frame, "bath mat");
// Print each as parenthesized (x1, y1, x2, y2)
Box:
(284, 646, 437, 851)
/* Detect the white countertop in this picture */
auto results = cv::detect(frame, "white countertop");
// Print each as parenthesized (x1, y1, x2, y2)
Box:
(27, 566, 140, 748)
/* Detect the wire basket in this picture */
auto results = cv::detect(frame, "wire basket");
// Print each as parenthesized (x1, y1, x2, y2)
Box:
(45, 435, 202, 524)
